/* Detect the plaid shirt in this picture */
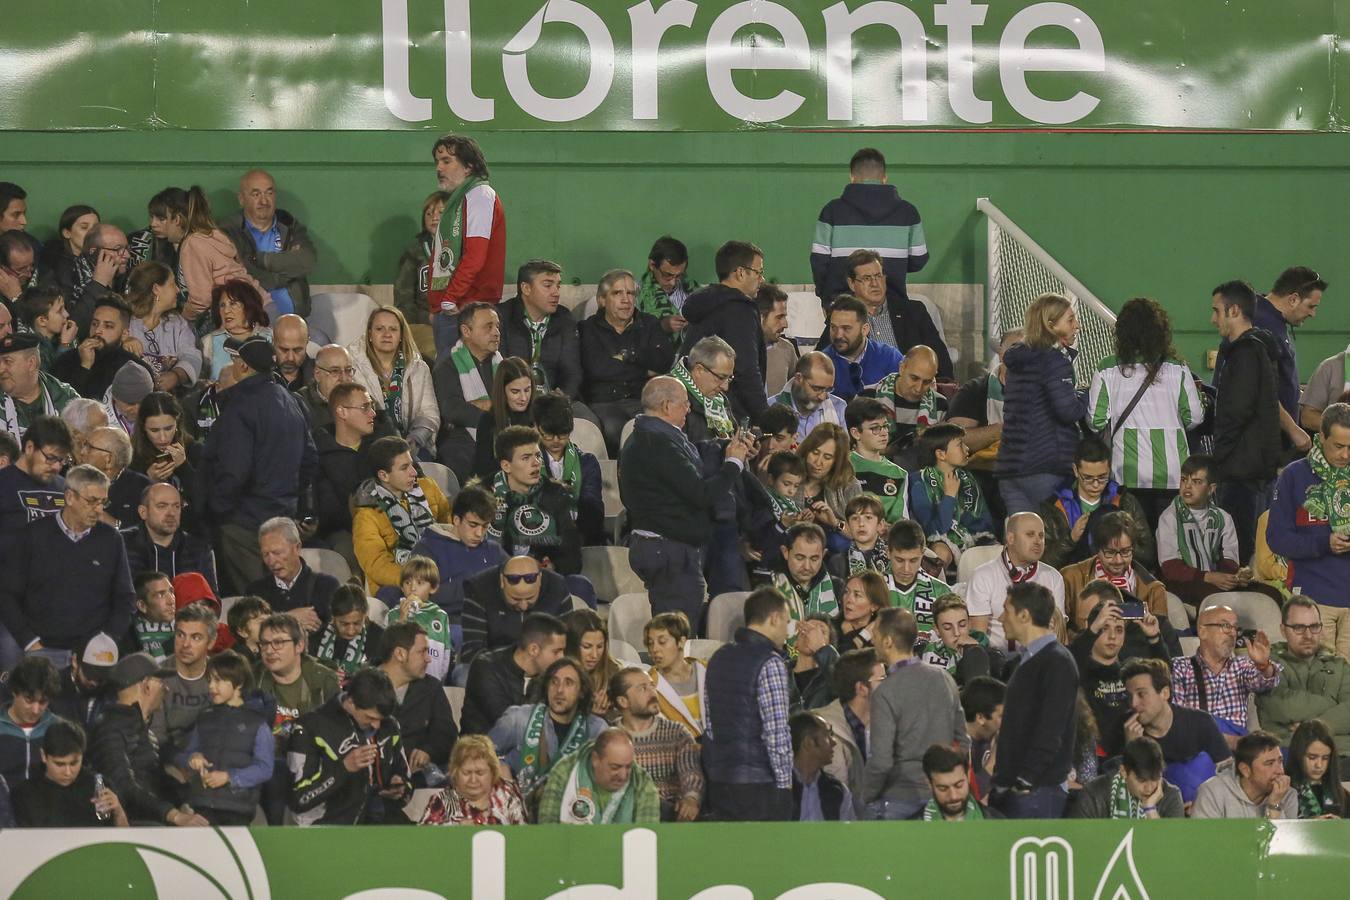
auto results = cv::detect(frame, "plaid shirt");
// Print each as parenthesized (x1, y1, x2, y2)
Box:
(1169, 654, 1282, 727)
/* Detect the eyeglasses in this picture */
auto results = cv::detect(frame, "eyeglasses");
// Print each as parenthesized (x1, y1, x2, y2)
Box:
(1285, 623, 1323, 635)
(74, 492, 110, 509)
(40, 449, 72, 467)
(1201, 622, 1238, 633)
(803, 381, 833, 395)
(504, 572, 541, 585)
(852, 273, 886, 284)
(1100, 547, 1134, 559)
(1077, 473, 1110, 485)
(862, 423, 889, 435)
(259, 638, 296, 650)
(740, 265, 764, 278)
(341, 403, 376, 413)
(699, 364, 735, 385)
(318, 365, 358, 377)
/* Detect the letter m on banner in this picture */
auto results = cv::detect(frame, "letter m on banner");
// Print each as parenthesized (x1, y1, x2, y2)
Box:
(1010, 836, 1075, 900)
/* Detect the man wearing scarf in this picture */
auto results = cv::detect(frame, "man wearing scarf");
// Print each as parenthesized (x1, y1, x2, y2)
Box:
(489, 657, 607, 806)
(1268, 403, 1350, 660)
(966, 512, 1065, 652)
(351, 436, 451, 594)
(0, 334, 78, 439)
(636, 236, 699, 347)
(538, 729, 661, 825)
(868, 345, 947, 471)
(532, 393, 604, 546)
(1070, 736, 1183, 818)
(914, 744, 1000, 820)
(669, 338, 736, 443)
(431, 301, 501, 480)
(427, 135, 505, 358)
(1059, 510, 1169, 636)
(487, 425, 582, 576)
(771, 524, 840, 652)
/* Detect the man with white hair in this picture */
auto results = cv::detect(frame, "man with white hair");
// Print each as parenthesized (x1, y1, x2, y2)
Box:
(619, 375, 754, 625)
(299, 344, 359, 429)
(966, 511, 1066, 651)
(81, 425, 149, 528)
(245, 517, 338, 632)
(669, 335, 738, 443)
(59, 397, 108, 460)
(0, 464, 135, 665)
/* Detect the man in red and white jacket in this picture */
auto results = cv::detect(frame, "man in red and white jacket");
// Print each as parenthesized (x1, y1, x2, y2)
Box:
(428, 134, 506, 359)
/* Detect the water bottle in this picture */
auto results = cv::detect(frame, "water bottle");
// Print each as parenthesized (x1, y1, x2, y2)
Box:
(93, 773, 111, 821)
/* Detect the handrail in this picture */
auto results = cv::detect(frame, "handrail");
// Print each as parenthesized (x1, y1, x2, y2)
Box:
(976, 197, 1116, 324)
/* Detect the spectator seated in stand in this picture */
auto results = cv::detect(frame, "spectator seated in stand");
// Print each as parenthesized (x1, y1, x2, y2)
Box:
(353, 435, 452, 595)
(405, 484, 508, 618)
(307, 585, 385, 680)
(245, 517, 339, 634)
(1038, 437, 1155, 571)
(484, 424, 585, 577)
(379, 555, 454, 684)
(907, 422, 996, 571)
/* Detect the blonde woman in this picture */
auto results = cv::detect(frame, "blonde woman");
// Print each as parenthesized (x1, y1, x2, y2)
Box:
(643, 612, 708, 738)
(995, 293, 1089, 513)
(349, 305, 440, 458)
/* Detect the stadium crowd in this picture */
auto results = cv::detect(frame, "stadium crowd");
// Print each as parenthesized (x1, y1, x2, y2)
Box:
(0, 138, 1346, 827)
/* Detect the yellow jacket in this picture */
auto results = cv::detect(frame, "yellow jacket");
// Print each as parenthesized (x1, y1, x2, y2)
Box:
(352, 476, 451, 593)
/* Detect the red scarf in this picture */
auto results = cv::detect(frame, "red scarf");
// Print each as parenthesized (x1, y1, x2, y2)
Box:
(1092, 557, 1136, 593)
(1003, 551, 1039, 584)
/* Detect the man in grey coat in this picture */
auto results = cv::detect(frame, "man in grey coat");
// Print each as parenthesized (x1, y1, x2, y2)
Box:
(862, 607, 969, 819)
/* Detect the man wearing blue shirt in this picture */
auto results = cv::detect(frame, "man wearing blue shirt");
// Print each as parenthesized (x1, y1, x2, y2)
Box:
(222, 170, 317, 318)
(820, 295, 903, 400)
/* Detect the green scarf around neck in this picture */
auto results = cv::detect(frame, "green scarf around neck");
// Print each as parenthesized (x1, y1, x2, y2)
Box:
(1305, 433, 1350, 534)
(918, 466, 989, 550)
(490, 471, 561, 549)
(1170, 493, 1226, 569)
(670, 359, 733, 439)
(922, 796, 984, 820)
(314, 622, 369, 677)
(561, 748, 636, 824)
(430, 176, 486, 295)
(1109, 772, 1148, 819)
(550, 443, 583, 503)
(518, 703, 590, 798)
(370, 480, 436, 562)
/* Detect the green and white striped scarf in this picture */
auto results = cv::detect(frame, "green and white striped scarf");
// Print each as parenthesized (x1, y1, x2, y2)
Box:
(847, 542, 890, 577)
(1170, 494, 1226, 570)
(1305, 433, 1350, 534)
(773, 570, 839, 623)
(873, 372, 941, 437)
(518, 703, 590, 798)
(449, 340, 500, 404)
(1109, 772, 1148, 819)
(985, 370, 1005, 424)
(490, 471, 561, 550)
(670, 358, 733, 439)
(430, 176, 486, 298)
(370, 480, 436, 564)
(547, 443, 584, 503)
(768, 489, 801, 522)
(313, 622, 369, 677)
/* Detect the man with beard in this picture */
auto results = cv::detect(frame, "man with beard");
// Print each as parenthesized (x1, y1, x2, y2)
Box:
(123, 483, 218, 592)
(51, 633, 119, 731)
(820, 295, 903, 400)
(489, 656, 607, 800)
(69, 224, 132, 333)
(148, 602, 217, 762)
(916, 743, 1000, 820)
(769, 352, 846, 442)
(270, 314, 314, 391)
(51, 299, 153, 404)
(611, 666, 703, 821)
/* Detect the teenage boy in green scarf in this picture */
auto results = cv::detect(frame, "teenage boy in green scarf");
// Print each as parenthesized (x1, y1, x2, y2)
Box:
(885, 519, 952, 642)
(1157, 454, 1252, 606)
(532, 393, 604, 546)
(488, 425, 583, 575)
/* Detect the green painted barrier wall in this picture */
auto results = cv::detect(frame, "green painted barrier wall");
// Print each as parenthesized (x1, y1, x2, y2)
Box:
(3, 130, 1346, 375)
(1, 820, 1348, 898)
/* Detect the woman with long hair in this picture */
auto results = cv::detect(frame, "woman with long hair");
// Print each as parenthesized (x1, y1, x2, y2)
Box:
(200, 279, 272, 382)
(835, 571, 888, 652)
(562, 607, 622, 718)
(130, 390, 200, 523)
(349, 305, 439, 459)
(419, 735, 528, 826)
(40, 203, 99, 296)
(996, 292, 1090, 513)
(1288, 720, 1346, 818)
(126, 260, 202, 391)
(1088, 297, 1202, 529)
(161, 185, 267, 329)
(472, 356, 536, 480)
(797, 423, 861, 548)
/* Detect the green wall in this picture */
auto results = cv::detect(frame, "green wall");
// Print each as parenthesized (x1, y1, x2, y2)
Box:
(3, 130, 1346, 376)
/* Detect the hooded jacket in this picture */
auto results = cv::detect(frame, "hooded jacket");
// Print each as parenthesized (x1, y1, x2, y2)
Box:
(0, 704, 54, 786)
(407, 525, 509, 617)
(810, 182, 928, 304)
(996, 342, 1088, 479)
(1211, 327, 1281, 483)
(681, 283, 768, 420)
(351, 476, 452, 593)
(177, 229, 268, 322)
(89, 700, 177, 823)
(221, 210, 316, 318)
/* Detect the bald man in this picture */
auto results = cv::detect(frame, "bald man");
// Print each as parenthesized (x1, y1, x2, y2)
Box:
(222, 169, 317, 318)
(298, 345, 356, 428)
(965, 512, 1066, 651)
(619, 376, 755, 624)
(459, 555, 571, 664)
(871, 345, 948, 470)
(770, 351, 847, 441)
(271, 314, 314, 391)
(70, 224, 131, 333)
(123, 482, 220, 592)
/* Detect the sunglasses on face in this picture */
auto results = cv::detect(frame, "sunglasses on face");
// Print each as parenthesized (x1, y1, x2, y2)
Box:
(504, 572, 540, 585)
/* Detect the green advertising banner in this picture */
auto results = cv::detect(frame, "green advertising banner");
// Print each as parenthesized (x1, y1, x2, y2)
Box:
(1, 820, 1348, 898)
(1, 0, 1344, 132)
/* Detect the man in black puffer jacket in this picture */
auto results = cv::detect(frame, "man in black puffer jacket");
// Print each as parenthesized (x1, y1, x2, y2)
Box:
(1210, 280, 1282, 561)
(681, 241, 769, 421)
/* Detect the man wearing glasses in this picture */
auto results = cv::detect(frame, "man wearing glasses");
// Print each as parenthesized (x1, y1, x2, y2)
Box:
(1039, 437, 1155, 570)
(459, 555, 570, 667)
(0, 415, 71, 541)
(298, 344, 362, 429)
(1257, 596, 1350, 760)
(835, 248, 952, 381)
(769, 352, 846, 442)
(1171, 604, 1281, 747)
(70, 224, 132, 335)
(1060, 510, 1169, 637)
(680, 240, 770, 420)
(0, 464, 134, 671)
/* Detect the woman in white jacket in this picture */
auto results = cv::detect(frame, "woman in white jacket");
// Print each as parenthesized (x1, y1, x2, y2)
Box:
(349, 305, 440, 459)
(1088, 297, 1202, 529)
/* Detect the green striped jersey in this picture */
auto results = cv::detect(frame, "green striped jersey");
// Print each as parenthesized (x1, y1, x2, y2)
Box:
(1088, 358, 1201, 490)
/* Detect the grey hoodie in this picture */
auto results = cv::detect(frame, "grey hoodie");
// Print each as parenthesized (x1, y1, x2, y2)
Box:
(1191, 767, 1296, 819)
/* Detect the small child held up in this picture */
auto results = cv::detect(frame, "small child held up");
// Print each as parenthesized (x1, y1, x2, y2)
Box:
(828, 493, 890, 582)
(1157, 454, 1280, 605)
(308, 585, 385, 679)
(130, 571, 176, 663)
(907, 423, 995, 571)
(176, 650, 274, 826)
(226, 596, 273, 666)
(748, 451, 812, 573)
(388, 555, 453, 683)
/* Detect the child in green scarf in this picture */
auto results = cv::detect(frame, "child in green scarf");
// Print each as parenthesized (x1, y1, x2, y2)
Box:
(750, 451, 811, 571)
(908, 423, 995, 572)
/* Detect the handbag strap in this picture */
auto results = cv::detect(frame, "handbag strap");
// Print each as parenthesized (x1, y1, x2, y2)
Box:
(1190, 655, 1209, 713)
(1107, 365, 1159, 444)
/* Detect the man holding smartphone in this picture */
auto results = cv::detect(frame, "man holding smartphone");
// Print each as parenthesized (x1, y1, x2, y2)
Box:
(1060, 510, 1169, 637)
